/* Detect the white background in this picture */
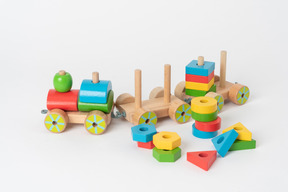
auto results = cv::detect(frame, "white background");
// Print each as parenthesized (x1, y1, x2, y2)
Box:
(0, 0, 287, 192)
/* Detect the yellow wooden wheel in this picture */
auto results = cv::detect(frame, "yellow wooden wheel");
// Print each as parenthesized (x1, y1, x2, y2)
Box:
(85, 111, 108, 135)
(44, 109, 68, 133)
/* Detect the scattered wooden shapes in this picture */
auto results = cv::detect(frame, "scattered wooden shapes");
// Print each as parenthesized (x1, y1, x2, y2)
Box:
(44, 109, 68, 133)
(191, 110, 218, 122)
(229, 139, 256, 151)
(185, 84, 216, 97)
(192, 123, 218, 139)
(187, 150, 217, 171)
(186, 60, 215, 76)
(205, 92, 224, 113)
(137, 141, 155, 149)
(153, 132, 181, 150)
(191, 96, 217, 114)
(195, 117, 221, 132)
(131, 124, 157, 143)
(185, 78, 215, 91)
(78, 90, 114, 113)
(84, 110, 109, 135)
(79, 79, 112, 104)
(153, 147, 181, 162)
(47, 89, 79, 111)
(222, 122, 252, 141)
(212, 129, 239, 157)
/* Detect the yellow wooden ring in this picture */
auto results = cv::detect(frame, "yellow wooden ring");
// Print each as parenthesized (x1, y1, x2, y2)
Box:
(191, 96, 217, 114)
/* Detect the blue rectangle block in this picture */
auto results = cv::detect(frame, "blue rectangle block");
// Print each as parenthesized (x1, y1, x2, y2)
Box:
(79, 80, 112, 104)
(186, 60, 215, 76)
(131, 124, 157, 143)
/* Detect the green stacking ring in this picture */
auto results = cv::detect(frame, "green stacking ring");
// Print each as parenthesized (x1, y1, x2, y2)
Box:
(191, 110, 217, 122)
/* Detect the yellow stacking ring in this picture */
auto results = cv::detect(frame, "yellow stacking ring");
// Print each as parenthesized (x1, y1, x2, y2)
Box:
(191, 96, 217, 114)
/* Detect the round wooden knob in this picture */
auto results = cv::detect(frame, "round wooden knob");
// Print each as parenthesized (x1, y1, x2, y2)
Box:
(198, 56, 204, 66)
(92, 72, 99, 84)
(59, 70, 66, 75)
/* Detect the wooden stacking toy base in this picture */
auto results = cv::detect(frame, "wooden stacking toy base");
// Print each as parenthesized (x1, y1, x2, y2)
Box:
(174, 51, 250, 110)
(117, 95, 188, 125)
(116, 64, 192, 126)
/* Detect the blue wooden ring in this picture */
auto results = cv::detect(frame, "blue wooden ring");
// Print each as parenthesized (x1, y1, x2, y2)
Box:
(192, 123, 218, 139)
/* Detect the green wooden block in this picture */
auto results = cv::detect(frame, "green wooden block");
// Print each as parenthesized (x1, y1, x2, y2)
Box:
(78, 90, 114, 113)
(153, 147, 181, 162)
(191, 110, 217, 122)
(229, 139, 256, 151)
(185, 84, 216, 97)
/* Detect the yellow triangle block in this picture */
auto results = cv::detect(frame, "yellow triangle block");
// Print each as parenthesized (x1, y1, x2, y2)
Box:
(222, 122, 252, 141)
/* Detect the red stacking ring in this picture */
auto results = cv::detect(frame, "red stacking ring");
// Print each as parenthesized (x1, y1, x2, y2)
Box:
(195, 117, 221, 132)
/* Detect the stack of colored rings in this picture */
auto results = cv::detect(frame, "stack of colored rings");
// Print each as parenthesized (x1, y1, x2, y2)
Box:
(191, 96, 221, 139)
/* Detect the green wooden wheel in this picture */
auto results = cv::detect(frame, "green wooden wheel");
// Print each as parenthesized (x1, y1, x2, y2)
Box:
(175, 104, 192, 123)
(138, 111, 157, 126)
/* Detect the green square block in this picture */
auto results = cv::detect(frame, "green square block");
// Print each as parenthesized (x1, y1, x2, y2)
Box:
(185, 84, 216, 97)
(78, 90, 114, 113)
(229, 139, 256, 151)
(153, 147, 181, 162)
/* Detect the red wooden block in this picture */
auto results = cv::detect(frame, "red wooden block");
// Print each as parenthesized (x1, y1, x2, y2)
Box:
(187, 150, 217, 171)
(185, 72, 214, 84)
(195, 117, 221, 132)
(47, 89, 79, 111)
(137, 141, 155, 149)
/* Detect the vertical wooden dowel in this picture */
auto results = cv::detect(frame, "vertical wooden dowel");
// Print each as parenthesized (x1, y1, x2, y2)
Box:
(92, 72, 99, 84)
(135, 69, 142, 109)
(220, 50, 227, 88)
(59, 70, 66, 75)
(198, 56, 204, 66)
(164, 64, 171, 104)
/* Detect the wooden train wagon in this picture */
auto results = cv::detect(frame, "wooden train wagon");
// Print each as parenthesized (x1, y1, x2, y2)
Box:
(174, 51, 250, 112)
(116, 64, 192, 126)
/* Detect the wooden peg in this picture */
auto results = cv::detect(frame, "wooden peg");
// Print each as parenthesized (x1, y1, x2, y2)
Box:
(135, 69, 142, 109)
(220, 51, 227, 88)
(59, 70, 66, 75)
(164, 64, 171, 104)
(198, 56, 204, 66)
(92, 72, 99, 84)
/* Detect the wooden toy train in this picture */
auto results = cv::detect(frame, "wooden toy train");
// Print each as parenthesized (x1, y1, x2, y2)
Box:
(43, 71, 114, 135)
(42, 50, 250, 135)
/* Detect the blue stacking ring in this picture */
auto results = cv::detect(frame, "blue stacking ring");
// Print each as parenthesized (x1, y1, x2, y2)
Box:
(192, 123, 218, 139)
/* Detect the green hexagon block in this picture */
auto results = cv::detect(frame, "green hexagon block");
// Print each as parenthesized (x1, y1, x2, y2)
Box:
(153, 147, 181, 162)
